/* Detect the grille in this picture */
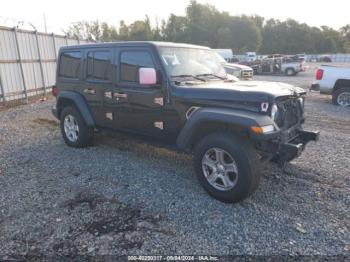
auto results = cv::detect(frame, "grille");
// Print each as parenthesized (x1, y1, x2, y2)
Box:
(241, 70, 253, 79)
(276, 98, 302, 128)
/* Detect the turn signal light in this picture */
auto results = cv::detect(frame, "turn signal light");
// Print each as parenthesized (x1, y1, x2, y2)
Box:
(251, 125, 274, 134)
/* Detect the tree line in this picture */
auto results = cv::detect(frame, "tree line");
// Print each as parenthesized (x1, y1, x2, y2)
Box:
(64, 1, 350, 54)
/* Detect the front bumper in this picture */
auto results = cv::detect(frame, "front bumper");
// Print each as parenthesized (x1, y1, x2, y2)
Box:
(278, 130, 319, 162)
(256, 129, 320, 165)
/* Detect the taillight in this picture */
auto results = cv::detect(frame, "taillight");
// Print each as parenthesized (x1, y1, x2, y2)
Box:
(52, 86, 59, 97)
(316, 69, 324, 80)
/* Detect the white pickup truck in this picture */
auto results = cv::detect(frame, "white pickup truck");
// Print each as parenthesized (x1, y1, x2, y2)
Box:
(311, 65, 350, 106)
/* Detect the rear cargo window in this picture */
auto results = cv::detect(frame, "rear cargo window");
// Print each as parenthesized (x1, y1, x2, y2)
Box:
(120, 51, 154, 82)
(59, 51, 81, 79)
(87, 51, 113, 81)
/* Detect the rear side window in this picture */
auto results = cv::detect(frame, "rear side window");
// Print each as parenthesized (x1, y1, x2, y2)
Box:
(59, 51, 81, 79)
(87, 51, 113, 81)
(120, 51, 155, 82)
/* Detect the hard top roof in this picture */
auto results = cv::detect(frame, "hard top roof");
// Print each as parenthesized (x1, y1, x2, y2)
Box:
(60, 41, 210, 51)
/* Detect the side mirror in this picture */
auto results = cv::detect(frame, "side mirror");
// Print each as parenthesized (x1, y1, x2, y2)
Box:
(139, 68, 157, 85)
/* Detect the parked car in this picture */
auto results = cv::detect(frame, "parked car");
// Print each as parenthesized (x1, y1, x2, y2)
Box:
(214, 49, 240, 63)
(215, 53, 253, 80)
(250, 56, 306, 76)
(213, 49, 234, 61)
(224, 63, 254, 80)
(295, 53, 306, 62)
(52, 42, 319, 203)
(245, 52, 257, 62)
(311, 65, 350, 106)
(318, 55, 332, 63)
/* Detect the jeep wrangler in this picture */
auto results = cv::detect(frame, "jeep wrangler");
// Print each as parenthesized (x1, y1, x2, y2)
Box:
(52, 42, 319, 203)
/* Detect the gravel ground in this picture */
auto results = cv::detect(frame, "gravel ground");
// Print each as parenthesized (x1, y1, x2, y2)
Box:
(0, 64, 349, 258)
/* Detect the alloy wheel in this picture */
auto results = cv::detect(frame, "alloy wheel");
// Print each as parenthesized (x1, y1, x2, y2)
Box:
(202, 148, 239, 191)
(64, 114, 79, 142)
(337, 91, 350, 107)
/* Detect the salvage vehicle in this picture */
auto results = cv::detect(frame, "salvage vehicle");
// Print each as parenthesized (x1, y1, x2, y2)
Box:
(215, 53, 253, 80)
(224, 63, 254, 80)
(213, 49, 239, 63)
(52, 42, 319, 203)
(250, 55, 305, 76)
(311, 65, 350, 106)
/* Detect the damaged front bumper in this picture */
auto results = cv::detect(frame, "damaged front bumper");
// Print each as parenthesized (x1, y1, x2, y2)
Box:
(256, 129, 320, 166)
(278, 130, 320, 163)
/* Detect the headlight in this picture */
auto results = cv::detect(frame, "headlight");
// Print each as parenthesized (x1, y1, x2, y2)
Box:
(271, 104, 279, 121)
(298, 97, 304, 108)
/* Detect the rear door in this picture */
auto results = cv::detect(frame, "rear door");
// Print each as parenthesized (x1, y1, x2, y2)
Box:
(82, 48, 115, 127)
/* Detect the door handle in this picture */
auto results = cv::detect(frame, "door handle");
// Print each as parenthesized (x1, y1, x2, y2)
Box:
(113, 92, 127, 99)
(83, 88, 96, 94)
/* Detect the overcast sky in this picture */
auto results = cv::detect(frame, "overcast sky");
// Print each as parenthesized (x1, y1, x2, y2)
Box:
(1, 0, 349, 34)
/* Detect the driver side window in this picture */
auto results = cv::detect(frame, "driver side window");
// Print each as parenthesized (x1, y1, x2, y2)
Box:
(120, 51, 155, 82)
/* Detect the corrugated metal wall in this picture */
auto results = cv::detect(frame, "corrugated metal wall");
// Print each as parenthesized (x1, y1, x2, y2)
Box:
(0, 26, 91, 103)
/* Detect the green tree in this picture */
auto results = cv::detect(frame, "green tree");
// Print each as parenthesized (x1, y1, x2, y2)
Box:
(118, 21, 129, 40)
(64, 2, 350, 54)
(228, 16, 262, 52)
(64, 20, 118, 42)
(128, 16, 153, 41)
(162, 14, 188, 42)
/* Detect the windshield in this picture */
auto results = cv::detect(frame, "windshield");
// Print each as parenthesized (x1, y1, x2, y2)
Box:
(158, 47, 227, 79)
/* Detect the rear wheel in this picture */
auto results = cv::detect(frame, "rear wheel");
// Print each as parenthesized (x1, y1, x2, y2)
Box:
(60, 106, 94, 147)
(332, 87, 350, 107)
(193, 132, 261, 203)
(285, 68, 295, 76)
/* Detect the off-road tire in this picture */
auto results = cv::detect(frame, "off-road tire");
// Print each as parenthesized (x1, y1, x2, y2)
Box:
(332, 87, 350, 106)
(60, 106, 94, 148)
(193, 132, 261, 203)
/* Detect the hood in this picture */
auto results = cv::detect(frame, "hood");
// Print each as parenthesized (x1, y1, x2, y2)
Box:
(178, 80, 306, 104)
(225, 63, 253, 71)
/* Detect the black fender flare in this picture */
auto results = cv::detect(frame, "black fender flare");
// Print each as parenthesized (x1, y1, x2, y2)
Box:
(176, 107, 278, 150)
(56, 91, 95, 126)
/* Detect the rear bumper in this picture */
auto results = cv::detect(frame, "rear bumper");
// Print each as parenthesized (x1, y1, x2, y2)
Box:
(310, 83, 320, 91)
(312, 82, 333, 94)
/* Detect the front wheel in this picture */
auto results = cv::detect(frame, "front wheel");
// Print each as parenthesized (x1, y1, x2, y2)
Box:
(332, 87, 350, 107)
(193, 132, 261, 203)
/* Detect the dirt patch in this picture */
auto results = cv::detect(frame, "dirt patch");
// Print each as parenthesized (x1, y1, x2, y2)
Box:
(31, 118, 58, 129)
(61, 190, 107, 210)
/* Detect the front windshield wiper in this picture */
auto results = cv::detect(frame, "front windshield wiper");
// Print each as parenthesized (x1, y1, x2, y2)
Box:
(171, 74, 206, 82)
(196, 73, 227, 80)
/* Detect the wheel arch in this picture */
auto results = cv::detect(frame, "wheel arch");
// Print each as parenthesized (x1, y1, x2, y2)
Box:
(56, 91, 95, 126)
(176, 107, 275, 151)
(333, 79, 350, 92)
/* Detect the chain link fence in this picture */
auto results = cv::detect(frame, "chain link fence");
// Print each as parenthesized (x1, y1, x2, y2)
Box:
(0, 26, 91, 105)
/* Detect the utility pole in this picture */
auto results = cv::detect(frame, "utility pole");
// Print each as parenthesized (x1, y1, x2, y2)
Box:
(43, 13, 47, 33)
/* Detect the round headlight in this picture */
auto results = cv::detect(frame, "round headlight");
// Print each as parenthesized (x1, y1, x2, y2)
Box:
(271, 104, 279, 121)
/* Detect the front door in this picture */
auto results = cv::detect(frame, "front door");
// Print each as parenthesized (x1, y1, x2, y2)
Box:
(114, 48, 166, 138)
